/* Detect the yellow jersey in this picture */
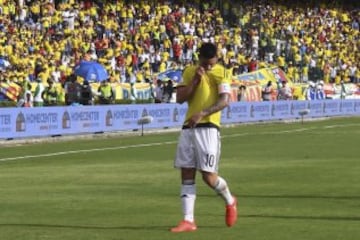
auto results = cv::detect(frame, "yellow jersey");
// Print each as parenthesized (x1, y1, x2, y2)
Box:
(180, 64, 231, 127)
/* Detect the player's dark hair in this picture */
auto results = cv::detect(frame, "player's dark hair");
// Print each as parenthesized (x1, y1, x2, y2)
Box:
(199, 42, 217, 59)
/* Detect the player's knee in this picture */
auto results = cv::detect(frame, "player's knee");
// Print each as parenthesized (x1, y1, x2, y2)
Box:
(181, 168, 196, 181)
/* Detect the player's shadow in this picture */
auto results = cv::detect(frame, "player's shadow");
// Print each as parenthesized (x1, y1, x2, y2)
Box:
(2, 194, 359, 231)
(201, 194, 360, 222)
(0, 223, 168, 230)
(241, 194, 360, 200)
(242, 214, 360, 221)
(200, 193, 360, 200)
(242, 194, 360, 222)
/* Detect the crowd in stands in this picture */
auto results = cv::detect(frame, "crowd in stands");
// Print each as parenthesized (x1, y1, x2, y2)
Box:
(0, 0, 359, 106)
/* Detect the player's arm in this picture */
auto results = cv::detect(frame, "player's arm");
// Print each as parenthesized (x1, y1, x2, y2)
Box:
(202, 79, 232, 116)
(187, 93, 230, 128)
(187, 82, 231, 128)
(201, 92, 230, 116)
(176, 84, 196, 104)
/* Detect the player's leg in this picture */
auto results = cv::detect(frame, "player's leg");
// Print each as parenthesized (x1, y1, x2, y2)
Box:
(201, 171, 234, 205)
(195, 128, 238, 227)
(180, 168, 197, 223)
(171, 129, 198, 232)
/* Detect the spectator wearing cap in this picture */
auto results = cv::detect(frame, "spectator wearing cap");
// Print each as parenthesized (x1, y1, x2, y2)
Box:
(316, 81, 326, 100)
(306, 81, 317, 100)
(79, 80, 93, 105)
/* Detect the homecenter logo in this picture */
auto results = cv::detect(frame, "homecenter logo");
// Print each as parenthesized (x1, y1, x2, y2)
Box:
(355, 101, 360, 112)
(251, 105, 270, 118)
(62, 111, 70, 129)
(308, 102, 323, 114)
(70, 111, 99, 121)
(148, 108, 170, 118)
(290, 102, 307, 115)
(16, 112, 26, 132)
(271, 103, 289, 116)
(340, 101, 353, 113)
(106, 110, 113, 127)
(173, 107, 179, 122)
(324, 101, 339, 114)
(69, 111, 100, 128)
(25, 112, 58, 131)
(113, 109, 139, 119)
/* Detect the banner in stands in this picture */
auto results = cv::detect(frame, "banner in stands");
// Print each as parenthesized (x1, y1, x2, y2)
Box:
(0, 82, 21, 101)
(230, 67, 292, 102)
(120, 83, 152, 100)
(1, 100, 360, 139)
(229, 85, 263, 102)
(89, 82, 152, 100)
(233, 67, 290, 86)
(9, 76, 356, 104)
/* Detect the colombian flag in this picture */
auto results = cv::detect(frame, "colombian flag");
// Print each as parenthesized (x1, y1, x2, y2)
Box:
(0, 82, 21, 101)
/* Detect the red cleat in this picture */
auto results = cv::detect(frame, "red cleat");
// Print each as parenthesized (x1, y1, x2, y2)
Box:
(225, 196, 238, 227)
(170, 220, 197, 233)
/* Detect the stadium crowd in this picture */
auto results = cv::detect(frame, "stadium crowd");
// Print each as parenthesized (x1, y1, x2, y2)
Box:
(0, 0, 359, 106)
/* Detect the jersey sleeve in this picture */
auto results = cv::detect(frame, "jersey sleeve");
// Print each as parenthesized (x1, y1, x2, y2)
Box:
(212, 65, 231, 94)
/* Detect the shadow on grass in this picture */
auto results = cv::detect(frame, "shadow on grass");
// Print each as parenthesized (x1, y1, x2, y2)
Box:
(0, 223, 169, 230)
(199, 194, 360, 200)
(200, 194, 360, 222)
(240, 194, 360, 200)
(243, 214, 360, 222)
(0, 223, 226, 231)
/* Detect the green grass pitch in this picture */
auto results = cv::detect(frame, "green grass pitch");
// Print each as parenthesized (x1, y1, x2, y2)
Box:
(0, 117, 359, 240)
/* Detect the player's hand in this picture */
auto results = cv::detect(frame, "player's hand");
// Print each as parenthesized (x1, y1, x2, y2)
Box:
(188, 111, 205, 128)
(193, 66, 205, 85)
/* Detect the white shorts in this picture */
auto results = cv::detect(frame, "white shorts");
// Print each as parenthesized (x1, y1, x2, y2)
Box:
(174, 127, 221, 173)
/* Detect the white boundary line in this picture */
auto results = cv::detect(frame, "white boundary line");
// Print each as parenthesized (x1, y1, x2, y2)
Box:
(0, 123, 359, 163)
(0, 141, 176, 162)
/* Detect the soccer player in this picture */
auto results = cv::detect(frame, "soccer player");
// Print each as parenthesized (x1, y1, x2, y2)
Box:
(171, 42, 238, 233)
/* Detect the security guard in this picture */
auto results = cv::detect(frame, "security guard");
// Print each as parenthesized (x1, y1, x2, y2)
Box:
(42, 79, 58, 106)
